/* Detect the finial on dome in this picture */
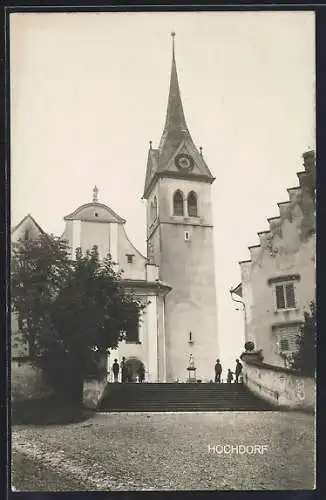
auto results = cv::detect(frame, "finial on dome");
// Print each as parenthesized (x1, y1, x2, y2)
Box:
(92, 185, 99, 203)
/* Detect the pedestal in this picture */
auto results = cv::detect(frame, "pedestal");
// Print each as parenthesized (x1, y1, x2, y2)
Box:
(187, 366, 197, 383)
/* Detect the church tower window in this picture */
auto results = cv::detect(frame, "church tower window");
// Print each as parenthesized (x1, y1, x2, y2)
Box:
(173, 190, 184, 216)
(187, 191, 198, 217)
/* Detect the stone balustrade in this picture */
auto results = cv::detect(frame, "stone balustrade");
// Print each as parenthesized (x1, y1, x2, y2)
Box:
(240, 352, 315, 412)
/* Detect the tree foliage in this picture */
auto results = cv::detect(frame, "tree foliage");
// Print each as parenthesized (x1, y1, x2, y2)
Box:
(292, 301, 316, 377)
(11, 234, 71, 357)
(11, 236, 145, 401)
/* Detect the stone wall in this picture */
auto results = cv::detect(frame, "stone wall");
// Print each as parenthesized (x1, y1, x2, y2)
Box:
(11, 360, 53, 402)
(83, 378, 107, 409)
(241, 356, 315, 412)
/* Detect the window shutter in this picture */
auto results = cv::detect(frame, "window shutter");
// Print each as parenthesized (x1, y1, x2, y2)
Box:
(287, 325, 300, 351)
(275, 285, 285, 309)
(279, 338, 289, 351)
(278, 325, 300, 353)
(285, 283, 295, 308)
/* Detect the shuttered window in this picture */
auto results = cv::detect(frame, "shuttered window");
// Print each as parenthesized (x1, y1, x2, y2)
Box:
(277, 325, 300, 353)
(275, 282, 296, 310)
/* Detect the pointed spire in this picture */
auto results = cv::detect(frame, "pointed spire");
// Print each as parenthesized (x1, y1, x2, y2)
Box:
(143, 34, 215, 198)
(92, 185, 98, 202)
(159, 32, 188, 151)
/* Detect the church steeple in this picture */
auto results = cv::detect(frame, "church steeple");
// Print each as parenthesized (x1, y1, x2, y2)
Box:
(143, 33, 214, 199)
(159, 32, 189, 153)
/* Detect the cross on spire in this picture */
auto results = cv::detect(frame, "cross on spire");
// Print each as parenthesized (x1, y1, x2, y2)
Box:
(171, 31, 176, 58)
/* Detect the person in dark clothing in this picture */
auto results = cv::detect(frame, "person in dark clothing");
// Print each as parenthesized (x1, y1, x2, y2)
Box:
(235, 359, 243, 383)
(112, 359, 119, 383)
(121, 356, 128, 383)
(127, 363, 133, 383)
(214, 359, 222, 383)
(137, 364, 145, 383)
(227, 368, 233, 384)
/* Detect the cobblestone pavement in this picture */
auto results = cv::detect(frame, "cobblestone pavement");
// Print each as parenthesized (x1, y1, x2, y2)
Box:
(12, 411, 315, 491)
(12, 451, 90, 492)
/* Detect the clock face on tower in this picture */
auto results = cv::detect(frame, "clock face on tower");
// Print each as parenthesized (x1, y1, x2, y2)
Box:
(174, 153, 194, 172)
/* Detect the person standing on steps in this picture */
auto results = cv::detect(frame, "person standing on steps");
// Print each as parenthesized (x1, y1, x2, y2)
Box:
(214, 358, 222, 383)
(227, 368, 234, 384)
(235, 359, 243, 383)
(112, 359, 120, 383)
(137, 364, 145, 383)
(121, 356, 128, 383)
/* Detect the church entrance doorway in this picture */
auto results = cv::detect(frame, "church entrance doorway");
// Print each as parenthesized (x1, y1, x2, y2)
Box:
(125, 357, 146, 383)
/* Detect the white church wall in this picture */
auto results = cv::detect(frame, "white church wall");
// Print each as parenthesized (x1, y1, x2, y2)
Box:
(118, 225, 147, 280)
(157, 295, 167, 382)
(146, 263, 159, 281)
(146, 296, 158, 382)
(80, 221, 110, 260)
(110, 222, 119, 263)
(71, 219, 81, 257)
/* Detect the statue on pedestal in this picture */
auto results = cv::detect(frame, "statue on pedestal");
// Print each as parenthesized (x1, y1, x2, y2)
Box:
(187, 354, 196, 382)
(188, 354, 195, 369)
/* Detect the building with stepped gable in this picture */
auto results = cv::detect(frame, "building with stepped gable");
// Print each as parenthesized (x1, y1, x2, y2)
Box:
(231, 150, 316, 369)
(11, 34, 219, 398)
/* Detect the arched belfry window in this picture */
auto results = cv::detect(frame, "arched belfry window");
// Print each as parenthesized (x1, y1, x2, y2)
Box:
(173, 190, 184, 216)
(24, 229, 29, 240)
(187, 191, 198, 217)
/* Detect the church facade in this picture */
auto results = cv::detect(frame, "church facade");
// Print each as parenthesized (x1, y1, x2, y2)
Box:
(12, 35, 219, 387)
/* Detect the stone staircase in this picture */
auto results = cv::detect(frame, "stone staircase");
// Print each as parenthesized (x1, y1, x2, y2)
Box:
(98, 383, 275, 412)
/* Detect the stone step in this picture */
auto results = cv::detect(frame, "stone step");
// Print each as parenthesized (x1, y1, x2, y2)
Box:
(99, 383, 274, 412)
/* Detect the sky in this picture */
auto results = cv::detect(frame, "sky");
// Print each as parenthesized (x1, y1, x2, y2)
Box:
(10, 11, 315, 372)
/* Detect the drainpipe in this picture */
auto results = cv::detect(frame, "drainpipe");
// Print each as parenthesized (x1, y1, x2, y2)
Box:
(229, 288, 247, 341)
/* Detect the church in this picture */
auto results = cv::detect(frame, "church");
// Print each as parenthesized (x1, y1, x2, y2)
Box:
(12, 34, 219, 388)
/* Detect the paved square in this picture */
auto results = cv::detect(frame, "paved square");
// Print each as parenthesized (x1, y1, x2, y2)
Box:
(12, 411, 315, 491)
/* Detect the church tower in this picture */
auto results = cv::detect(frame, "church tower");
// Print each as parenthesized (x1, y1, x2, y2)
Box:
(143, 34, 218, 382)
